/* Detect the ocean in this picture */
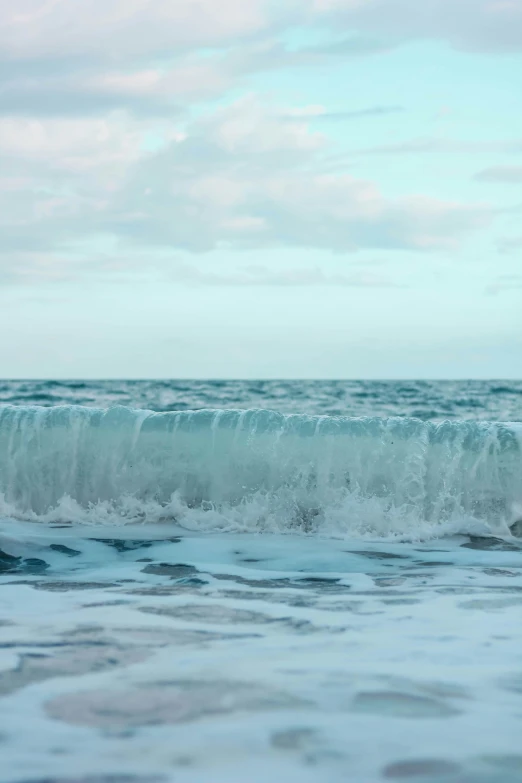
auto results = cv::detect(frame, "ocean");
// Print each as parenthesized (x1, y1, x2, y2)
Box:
(1, 380, 521, 783)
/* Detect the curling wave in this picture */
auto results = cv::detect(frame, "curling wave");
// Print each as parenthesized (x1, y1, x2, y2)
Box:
(0, 405, 521, 539)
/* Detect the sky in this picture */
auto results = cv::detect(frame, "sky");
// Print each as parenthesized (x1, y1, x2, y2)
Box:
(0, 0, 521, 379)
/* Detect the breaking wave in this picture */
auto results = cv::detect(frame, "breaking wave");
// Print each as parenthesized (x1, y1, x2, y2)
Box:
(0, 405, 521, 540)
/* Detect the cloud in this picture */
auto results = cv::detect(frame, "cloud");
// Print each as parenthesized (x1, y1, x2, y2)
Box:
(0, 97, 495, 276)
(475, 165, 522, 182)
(1, 1, 517, 126)
(0, 17, 394, 120)
(0, 34, 398, 120)
(0, 0, 518, 128)
(0, 0, 274, 62)
(0, 2, 286, 120)
(0, 114, 149, 166)
(1, 0, 520, 76)
(311, 0, 522, 53)
(101, 98, 493, 254)
(0, 56, 234, 117)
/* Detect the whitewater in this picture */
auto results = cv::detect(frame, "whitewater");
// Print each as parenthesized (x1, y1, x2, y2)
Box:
(0, 404, 521, 540)
(1, 380, 522, 783)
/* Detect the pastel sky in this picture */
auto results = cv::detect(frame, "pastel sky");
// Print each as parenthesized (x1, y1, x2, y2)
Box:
(1, 0, 521, 378)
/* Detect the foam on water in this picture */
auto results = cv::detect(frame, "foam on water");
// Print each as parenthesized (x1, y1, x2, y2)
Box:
(0, 404, 521, 540)
(1, 383, 522, 783)
(1, 523, 522, 783)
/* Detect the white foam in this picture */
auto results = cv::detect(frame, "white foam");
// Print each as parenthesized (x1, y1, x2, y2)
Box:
(0, 405, 520, 540)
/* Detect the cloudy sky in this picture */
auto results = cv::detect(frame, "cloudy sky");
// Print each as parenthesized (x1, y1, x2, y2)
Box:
(1, 0, 521, 378)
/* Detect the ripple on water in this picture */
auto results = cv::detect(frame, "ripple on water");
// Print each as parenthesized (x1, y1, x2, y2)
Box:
(352, 691, 461, 718)
(13, 777, 164, 783)
(0, 646, 151, 697)
(382, 758, 462, 779)
(45, 680, 306, 729)
(479, 755, 522, 774)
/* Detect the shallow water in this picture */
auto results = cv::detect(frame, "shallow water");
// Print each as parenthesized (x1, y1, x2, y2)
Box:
(1, 381, 521, 783)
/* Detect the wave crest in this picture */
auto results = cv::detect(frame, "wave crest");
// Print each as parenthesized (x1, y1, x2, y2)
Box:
(0, 405, 520, 539)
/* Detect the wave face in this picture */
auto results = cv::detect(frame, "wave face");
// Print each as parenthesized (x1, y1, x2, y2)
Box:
(0, 405, 521, 539)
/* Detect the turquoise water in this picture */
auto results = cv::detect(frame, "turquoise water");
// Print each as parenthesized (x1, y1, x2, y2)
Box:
(1, 379, 521, 420)
(1, 381, 521, 783)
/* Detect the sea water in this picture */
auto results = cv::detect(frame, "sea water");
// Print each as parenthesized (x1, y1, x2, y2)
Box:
(1, 380, 521, 783)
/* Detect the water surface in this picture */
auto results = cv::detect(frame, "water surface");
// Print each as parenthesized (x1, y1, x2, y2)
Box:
(1, 380, 521, 783)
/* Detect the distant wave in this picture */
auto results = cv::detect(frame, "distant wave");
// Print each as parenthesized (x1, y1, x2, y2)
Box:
(0, 405, 521, 540)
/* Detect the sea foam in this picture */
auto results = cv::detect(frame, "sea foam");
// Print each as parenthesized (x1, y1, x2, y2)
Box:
(0, 405, 520, 539)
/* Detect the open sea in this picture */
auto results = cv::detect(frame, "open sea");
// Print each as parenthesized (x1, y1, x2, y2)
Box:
(1, 379, 522, 783)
